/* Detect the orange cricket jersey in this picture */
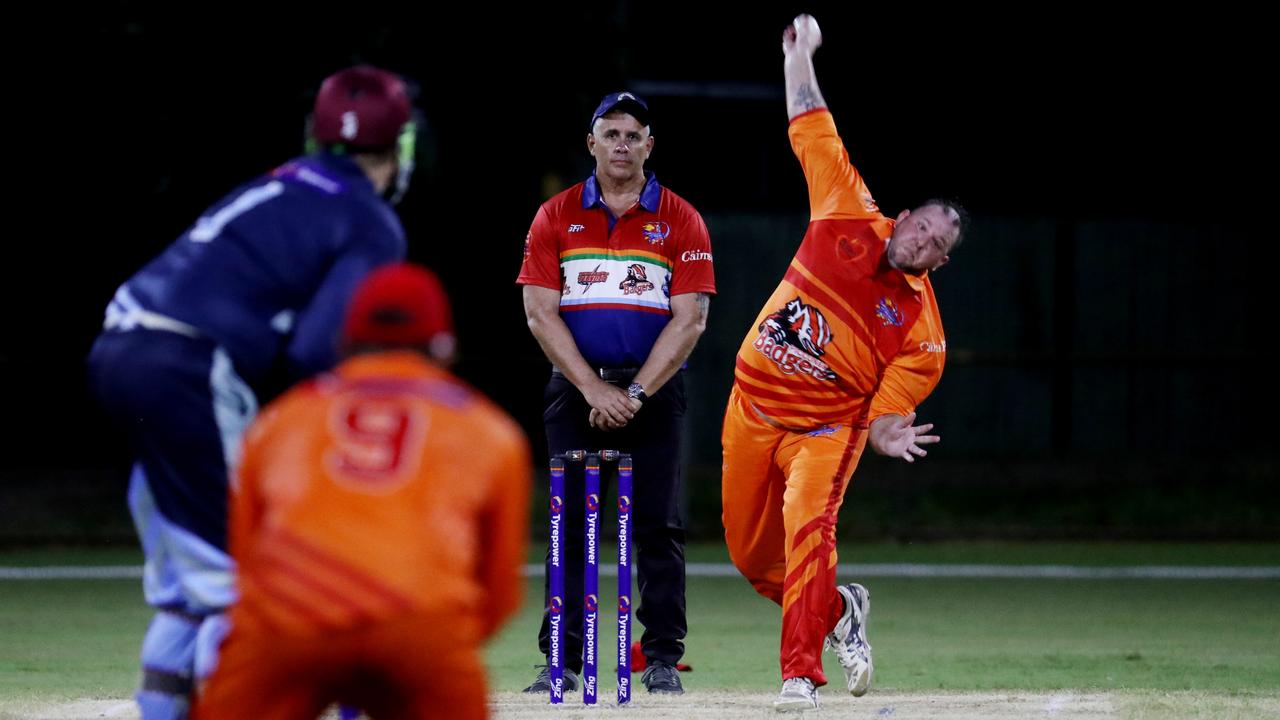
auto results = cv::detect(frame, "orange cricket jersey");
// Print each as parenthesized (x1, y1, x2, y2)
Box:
(229, 351, 531, 641)
(733, 110, 947, 429)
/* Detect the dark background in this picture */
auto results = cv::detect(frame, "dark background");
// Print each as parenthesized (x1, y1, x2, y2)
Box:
(4, 3, 1274, 543)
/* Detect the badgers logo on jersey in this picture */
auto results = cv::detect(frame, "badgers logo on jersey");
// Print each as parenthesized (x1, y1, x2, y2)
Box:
(763, 298, 833, 357)
(753, 297, 838, 381)
(619, 264, 655, 295)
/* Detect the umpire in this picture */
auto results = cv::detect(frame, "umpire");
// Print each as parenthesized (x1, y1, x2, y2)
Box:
(516, 91, 715, 695)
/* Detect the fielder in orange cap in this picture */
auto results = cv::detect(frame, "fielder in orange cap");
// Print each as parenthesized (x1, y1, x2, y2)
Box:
(195, 263, 531, 720)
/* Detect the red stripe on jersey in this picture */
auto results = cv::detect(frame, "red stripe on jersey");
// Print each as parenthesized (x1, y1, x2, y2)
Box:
(733, 377, 855, 411)
(733, 361, 853, 407)
(782, 264, 885, 367)
(560, 303, 671, 315)
(733, 357, 837, 395)
(252, 552, 367, 627)
(270, 530, 416, 613)
(750, 400, 854, 425)
(238, 572, 334, 630)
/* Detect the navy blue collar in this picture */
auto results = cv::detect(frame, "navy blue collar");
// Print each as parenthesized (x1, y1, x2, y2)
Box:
(582, 171, 661, 213)
(302, 151, 377, 194)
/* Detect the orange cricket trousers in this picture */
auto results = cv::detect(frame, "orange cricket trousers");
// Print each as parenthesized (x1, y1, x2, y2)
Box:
(194, 612, 486, 720)
(721, 385, 867, 686)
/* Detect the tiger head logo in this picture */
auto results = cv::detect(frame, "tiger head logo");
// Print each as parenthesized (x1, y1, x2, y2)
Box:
(760, 298, 834, 358)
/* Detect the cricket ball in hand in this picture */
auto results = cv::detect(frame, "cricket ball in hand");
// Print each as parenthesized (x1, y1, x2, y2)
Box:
(795, 14, 821, 40)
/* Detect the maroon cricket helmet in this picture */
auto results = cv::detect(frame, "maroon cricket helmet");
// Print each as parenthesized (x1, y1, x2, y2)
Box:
(311, 65, 412, 150)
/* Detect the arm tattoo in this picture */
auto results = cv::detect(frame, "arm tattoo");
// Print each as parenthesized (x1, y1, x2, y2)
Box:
(696, 293, 711, 319)
(792, 84, 822, 113)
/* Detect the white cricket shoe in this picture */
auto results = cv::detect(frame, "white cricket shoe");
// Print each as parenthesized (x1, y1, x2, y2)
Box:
(826, 582, 873, 696)
(773, 676, 818, 711)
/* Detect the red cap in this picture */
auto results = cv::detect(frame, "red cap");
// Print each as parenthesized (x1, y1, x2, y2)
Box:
(311, 65, 412, 149)
(343, 263, 455, 357)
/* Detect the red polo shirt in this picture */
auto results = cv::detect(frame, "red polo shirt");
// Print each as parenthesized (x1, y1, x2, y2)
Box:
(517, 173, 716, 367)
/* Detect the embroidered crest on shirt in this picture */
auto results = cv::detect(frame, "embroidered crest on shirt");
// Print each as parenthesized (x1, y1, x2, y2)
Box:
(641, 221, 670, 245)
(875, 297, 904, 327)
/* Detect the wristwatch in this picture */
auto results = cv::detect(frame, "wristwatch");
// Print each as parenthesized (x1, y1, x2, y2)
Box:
(627, 382, 648, 404)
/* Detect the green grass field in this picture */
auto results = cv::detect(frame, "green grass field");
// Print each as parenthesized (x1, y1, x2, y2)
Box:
(2, 543, 1278, 718)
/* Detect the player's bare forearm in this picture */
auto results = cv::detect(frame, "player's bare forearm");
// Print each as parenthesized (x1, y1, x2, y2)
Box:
(522, 285, 634, 425)
(785, 61, 826, 120)
(634, 293, 710, 395)
(523, 285, 602, 390)
(783, 15, 827, 120)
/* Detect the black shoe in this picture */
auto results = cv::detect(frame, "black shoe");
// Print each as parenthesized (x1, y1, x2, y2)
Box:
(641, 660, 684, 695)
(521, 664, 580, 693)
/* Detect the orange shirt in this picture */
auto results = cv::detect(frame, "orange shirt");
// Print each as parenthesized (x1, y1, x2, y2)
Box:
(733, 110, 946, 429)
(229, 351, 531, 640)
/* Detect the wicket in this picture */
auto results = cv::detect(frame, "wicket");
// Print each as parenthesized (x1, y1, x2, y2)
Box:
(548, 449, 633, 706)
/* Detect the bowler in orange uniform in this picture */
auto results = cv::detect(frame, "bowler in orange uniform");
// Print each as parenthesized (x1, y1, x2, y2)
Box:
(720, 14, 970, 712)
(195, 264, 531, 720)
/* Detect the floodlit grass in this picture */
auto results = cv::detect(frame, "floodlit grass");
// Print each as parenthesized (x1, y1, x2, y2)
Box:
(2, 543, 1277, 713)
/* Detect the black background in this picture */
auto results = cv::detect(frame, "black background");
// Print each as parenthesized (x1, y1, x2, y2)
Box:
(4, 3, 1273, 540)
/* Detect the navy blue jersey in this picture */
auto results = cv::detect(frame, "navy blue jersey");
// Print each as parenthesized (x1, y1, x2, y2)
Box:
(114, 153, 406, 388)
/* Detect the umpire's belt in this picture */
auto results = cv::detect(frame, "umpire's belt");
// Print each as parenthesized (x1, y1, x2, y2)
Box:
(552, 366, 640, 383)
